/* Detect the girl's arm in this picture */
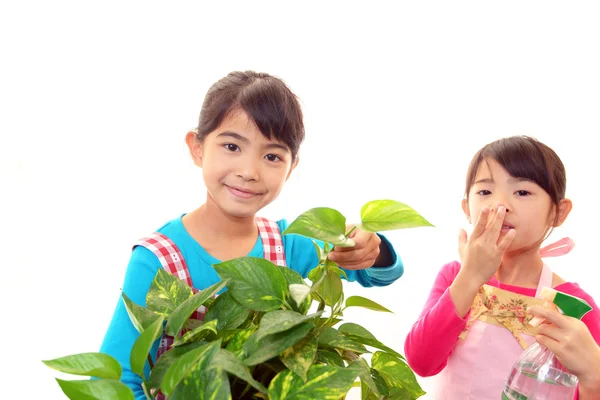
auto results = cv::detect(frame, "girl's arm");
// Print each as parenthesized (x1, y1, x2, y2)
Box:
(403, 261, 471, 377)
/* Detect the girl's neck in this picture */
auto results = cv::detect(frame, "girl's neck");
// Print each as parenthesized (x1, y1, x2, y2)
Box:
(495, 248, 543, 288)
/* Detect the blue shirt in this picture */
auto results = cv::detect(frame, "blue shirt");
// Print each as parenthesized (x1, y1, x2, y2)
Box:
(99, 216, 403, 399)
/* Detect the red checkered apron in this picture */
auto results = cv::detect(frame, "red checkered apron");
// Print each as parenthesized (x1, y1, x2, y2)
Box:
(134, 216, 286, 398)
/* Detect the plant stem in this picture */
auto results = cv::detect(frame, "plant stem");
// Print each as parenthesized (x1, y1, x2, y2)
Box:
(147, 354, 154, 369)
(345, 226, 357, 237)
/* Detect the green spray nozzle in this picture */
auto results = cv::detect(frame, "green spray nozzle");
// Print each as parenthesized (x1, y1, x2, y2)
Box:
(540, 287, 593, 320)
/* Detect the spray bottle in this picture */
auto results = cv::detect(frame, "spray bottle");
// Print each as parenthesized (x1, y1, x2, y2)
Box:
(502, 287, 593, 400)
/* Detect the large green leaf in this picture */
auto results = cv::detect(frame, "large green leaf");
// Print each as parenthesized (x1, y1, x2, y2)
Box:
(283, 208, 355, 247)
(147, 341, 207, 389)
(338, 323, 404, 360)
(172, 319, 218, 347)
(212, 348, 267, 394)
(371, 352, 425, 398)
(43, 353, 122, 380)
(279, 266, 312, 314)
(214, 257, 287, 312)
(345, 296, 393, 313)
(360, 200, 433, 232)
(130, 315, 165, 377)
(268, 364, 359, 400)
(171, 367, 231, 400)
(317, 327, 368, 354)
(161, 340, 221, 397)
(146, 269, 194, 315)
(204, 291, 250, 331)
(225, 326, 257, 359)
(255, 310, 323, 342)
(318, 269, 343, 307)
(280, 335, 318, 382)
(166, 280, 228, 336)
(316, 349, 345, 367)
(122, 293, 161, 333)
(244, 322, 314, 366)
(55, 379, 134, 400)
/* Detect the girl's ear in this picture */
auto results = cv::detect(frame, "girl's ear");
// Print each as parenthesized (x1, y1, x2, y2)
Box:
(462, 198, 471, 223)
(186, 130, 203, 168)
(285, 157, 299, 181)
(552, 198, 573, 227)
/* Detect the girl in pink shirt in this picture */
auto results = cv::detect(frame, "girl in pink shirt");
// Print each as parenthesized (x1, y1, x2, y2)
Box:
(404, 136, 600, 399)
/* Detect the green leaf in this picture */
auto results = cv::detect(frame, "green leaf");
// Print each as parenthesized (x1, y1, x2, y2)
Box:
(214, 257, 287, 312)
(317, 327, 368, 354)
(166, 279, 228, 336)
(204, 291, 251, 331)
(225, 326, 257, 359)
(172, 319, 219, 347)
(171, 367, 231, 400)
(55, 379, 134, 400)
(255, 310, 323, 342)
(122, 293, 161, 333)
(244, 322, 314, 366)
(349, 358, 382, 398)
(43, 353, 122, 380)
(338, 323, 405, 360)
(146, 269, 194, 315)
(130, 315, 165, 377)
(360, 200, 433, 232)
(316, 349, 346, 367)
(283, 208, 355, 247)
(312, 240, 327, 264)
(317, 269, 343, 308)
(212, 348, 267, 394)
(147, 341, 207, 389)
(345, 296, 393, 313)
(268, 364, 360, 400)
(280, 335, 318, 382)
(308, 265, 325, 284)
(161, 340, 222, 397)
(371, 352, 425, 398)
(279, 265, 312, 314)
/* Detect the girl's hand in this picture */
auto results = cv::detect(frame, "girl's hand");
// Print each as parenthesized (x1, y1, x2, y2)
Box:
(328, 226, 381, 270)
(528, 305, 600, 397)
(458, 205, 515, 286)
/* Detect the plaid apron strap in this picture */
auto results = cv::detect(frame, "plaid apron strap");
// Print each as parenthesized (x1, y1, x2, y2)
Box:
(255, 217, 287, 267)
(134, 232, 193, 287)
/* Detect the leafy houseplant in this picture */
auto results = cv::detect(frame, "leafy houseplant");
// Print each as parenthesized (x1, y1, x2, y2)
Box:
(43, 200, 432, 400)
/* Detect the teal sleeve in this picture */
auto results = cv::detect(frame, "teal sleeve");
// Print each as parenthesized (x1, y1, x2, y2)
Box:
(98, 247, 162, 400)
(280, 220, 404, 287)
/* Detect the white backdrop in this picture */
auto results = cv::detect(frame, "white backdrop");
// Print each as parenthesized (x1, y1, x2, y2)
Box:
(2, 1, 600, 398)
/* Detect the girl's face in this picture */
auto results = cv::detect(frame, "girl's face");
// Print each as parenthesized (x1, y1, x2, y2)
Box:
(462, 157, 565, 253)
(188, 110, 297, 218)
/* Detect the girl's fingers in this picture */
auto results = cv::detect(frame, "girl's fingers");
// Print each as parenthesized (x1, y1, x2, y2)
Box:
(471, 206, 490, 238)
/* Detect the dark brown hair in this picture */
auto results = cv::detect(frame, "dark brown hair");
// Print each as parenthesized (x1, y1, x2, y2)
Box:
(195, 71, 304, 161)
(464, 136, 566, 212)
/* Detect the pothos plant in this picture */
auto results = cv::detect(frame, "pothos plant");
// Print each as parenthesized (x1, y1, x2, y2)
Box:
(43, 200, 432, 400)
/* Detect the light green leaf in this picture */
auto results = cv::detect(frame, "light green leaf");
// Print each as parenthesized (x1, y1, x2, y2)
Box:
(268, 364, 359, 400)
(55, 379, 134, 400)
(371, 352, 425, 398)
(122, 293, 161, 333)
(338, 323, 405, 360)
(345, 296, 393, 313)
(166, 280, 228, 336)
(146, 269, 194, 315)
(349, 357, 382, 398)
(308, 265, 325, 285)
(317, 269, 343, 307)
(279, 265, 312, 314)
(130, 315, 165, 377)
(204, 291, 250, 331)
(161, 340, 222, 397)
(147, 341, 207, 389)
(283, 208, 355, 247)
(214, 257, 287, 312)
(171, 366, 230, 400)
(280, 335, 318, 382)
(212, 348, 267, 394)
(42, 353, 122, 380)
(172, 319, 218, 347)
(317, 327, 369, 354)
(244, 322, 314, 366)
(255, 310, 323, 342)
(360, 200, 433, 232)
(312, 240, 327, 264)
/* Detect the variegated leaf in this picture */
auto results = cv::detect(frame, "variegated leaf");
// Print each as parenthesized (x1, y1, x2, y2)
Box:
(146, 269, 193, 315)
(268, 364, 359, 400)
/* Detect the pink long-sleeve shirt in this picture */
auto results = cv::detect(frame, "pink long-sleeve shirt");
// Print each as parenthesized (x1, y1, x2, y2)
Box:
(404, 261, 600, 397)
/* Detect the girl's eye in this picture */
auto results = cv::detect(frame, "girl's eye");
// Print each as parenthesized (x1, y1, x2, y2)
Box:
(516, 190, 531, 196)
(477, 190, 491, 196)
(265, 154, 281, 162)
(224, 144, 239, 152)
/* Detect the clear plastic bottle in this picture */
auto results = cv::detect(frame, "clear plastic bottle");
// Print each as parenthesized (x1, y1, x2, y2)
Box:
(502, 342, 578, 400)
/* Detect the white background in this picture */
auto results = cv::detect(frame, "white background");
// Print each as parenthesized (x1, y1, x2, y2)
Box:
(2, 1, 600, 398)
